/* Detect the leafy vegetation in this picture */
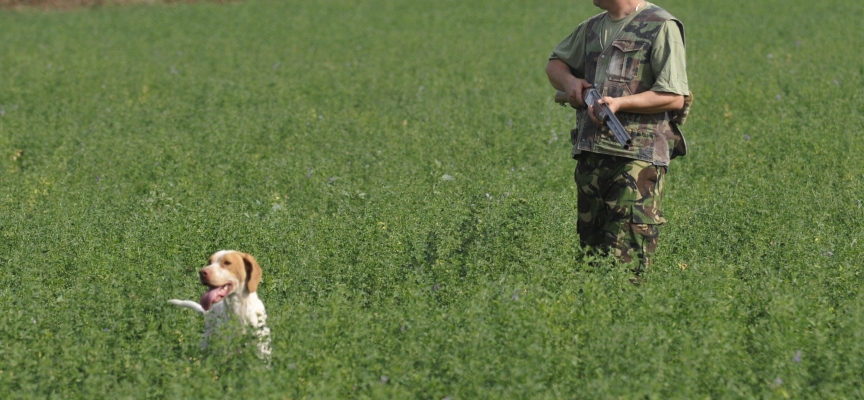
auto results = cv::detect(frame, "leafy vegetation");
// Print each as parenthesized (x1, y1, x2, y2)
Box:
(1, 0, 862, 397)
(0, 0, 229, 11)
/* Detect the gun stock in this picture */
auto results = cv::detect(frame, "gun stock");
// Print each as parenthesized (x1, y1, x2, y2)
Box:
(555, 90, 568, 105)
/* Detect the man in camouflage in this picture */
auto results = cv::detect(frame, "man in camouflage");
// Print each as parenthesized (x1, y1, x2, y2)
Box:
(545, 0, 689, 273)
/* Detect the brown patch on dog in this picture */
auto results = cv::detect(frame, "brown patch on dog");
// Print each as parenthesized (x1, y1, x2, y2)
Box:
(219, 251, 248, 285)
(241, 253, 262, 293)
(215, 251, 261, 293)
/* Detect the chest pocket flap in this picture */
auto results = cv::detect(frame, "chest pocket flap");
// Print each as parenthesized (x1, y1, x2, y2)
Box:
(607, 40, 647, 82)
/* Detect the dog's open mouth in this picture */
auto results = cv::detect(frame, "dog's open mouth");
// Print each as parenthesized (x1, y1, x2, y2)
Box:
(200, 283, 233, 311)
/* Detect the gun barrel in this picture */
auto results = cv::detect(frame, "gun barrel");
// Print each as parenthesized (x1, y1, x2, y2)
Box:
(552, 88, 632, 149)
(598, 103, 632, 150)
(582, 88, 632, 149)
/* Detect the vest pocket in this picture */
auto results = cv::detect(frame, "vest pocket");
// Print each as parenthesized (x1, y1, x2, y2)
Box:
(607, 40, 645, 84)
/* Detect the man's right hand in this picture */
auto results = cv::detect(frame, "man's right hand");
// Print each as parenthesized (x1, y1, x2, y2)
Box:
(564, 79, 593, 109)
(545, 58, 593, 109)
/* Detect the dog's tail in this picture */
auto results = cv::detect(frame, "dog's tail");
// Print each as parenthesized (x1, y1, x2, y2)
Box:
(168, 299, 206, 315)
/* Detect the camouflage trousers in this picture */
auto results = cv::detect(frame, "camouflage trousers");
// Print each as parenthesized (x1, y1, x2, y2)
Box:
(575, 152, 667, 272)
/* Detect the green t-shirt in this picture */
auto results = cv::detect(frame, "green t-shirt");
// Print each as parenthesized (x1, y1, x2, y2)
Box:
(550, 3, 689, 95)
(599, 5, 642, 50)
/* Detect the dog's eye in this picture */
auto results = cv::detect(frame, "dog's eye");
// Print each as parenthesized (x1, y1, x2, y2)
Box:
(224, 261, 232, 266)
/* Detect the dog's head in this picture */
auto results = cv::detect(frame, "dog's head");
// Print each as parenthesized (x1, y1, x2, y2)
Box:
(198, 250, 262, 311)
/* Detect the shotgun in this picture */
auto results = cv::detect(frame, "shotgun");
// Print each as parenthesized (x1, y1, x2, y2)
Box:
(555, 89, 632, 150)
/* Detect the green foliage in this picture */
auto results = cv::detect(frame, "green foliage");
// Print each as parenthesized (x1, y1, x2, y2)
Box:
(1, 0, 863, 397)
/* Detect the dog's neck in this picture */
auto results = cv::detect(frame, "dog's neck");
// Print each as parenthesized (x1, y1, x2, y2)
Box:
(222, 289, 252, 323)
(222, 288, 258, 325)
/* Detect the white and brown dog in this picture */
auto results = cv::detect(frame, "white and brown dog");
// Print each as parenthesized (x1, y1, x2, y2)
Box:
(169, 250, 271, 358)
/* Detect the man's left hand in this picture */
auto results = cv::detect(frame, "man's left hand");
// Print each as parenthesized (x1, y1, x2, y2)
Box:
(588, 96, 620, 125)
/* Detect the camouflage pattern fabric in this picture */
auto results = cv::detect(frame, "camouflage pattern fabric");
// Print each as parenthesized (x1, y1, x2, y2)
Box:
(572, 4, 685, 166)
(669, 90, 693, 125)
(575, 152, 666, 273)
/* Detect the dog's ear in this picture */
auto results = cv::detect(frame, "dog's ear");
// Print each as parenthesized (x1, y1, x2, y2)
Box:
(241, 253, 262, 293)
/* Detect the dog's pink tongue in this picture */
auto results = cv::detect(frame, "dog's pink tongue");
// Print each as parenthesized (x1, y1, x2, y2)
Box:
(200, 285, 228, 311)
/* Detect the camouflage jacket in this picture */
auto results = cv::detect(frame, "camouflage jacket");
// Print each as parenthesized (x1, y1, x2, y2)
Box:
(572, 5, 686, 166)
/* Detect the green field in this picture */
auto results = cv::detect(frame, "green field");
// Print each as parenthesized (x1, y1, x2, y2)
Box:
(1, 0, 863, 397)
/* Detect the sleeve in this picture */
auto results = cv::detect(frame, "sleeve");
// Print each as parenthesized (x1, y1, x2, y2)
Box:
(549, 22, 588, 79)
(649, 20, 689, 95)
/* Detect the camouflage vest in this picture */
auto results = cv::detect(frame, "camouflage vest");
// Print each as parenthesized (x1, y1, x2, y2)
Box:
(571, 5, 685, 166)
